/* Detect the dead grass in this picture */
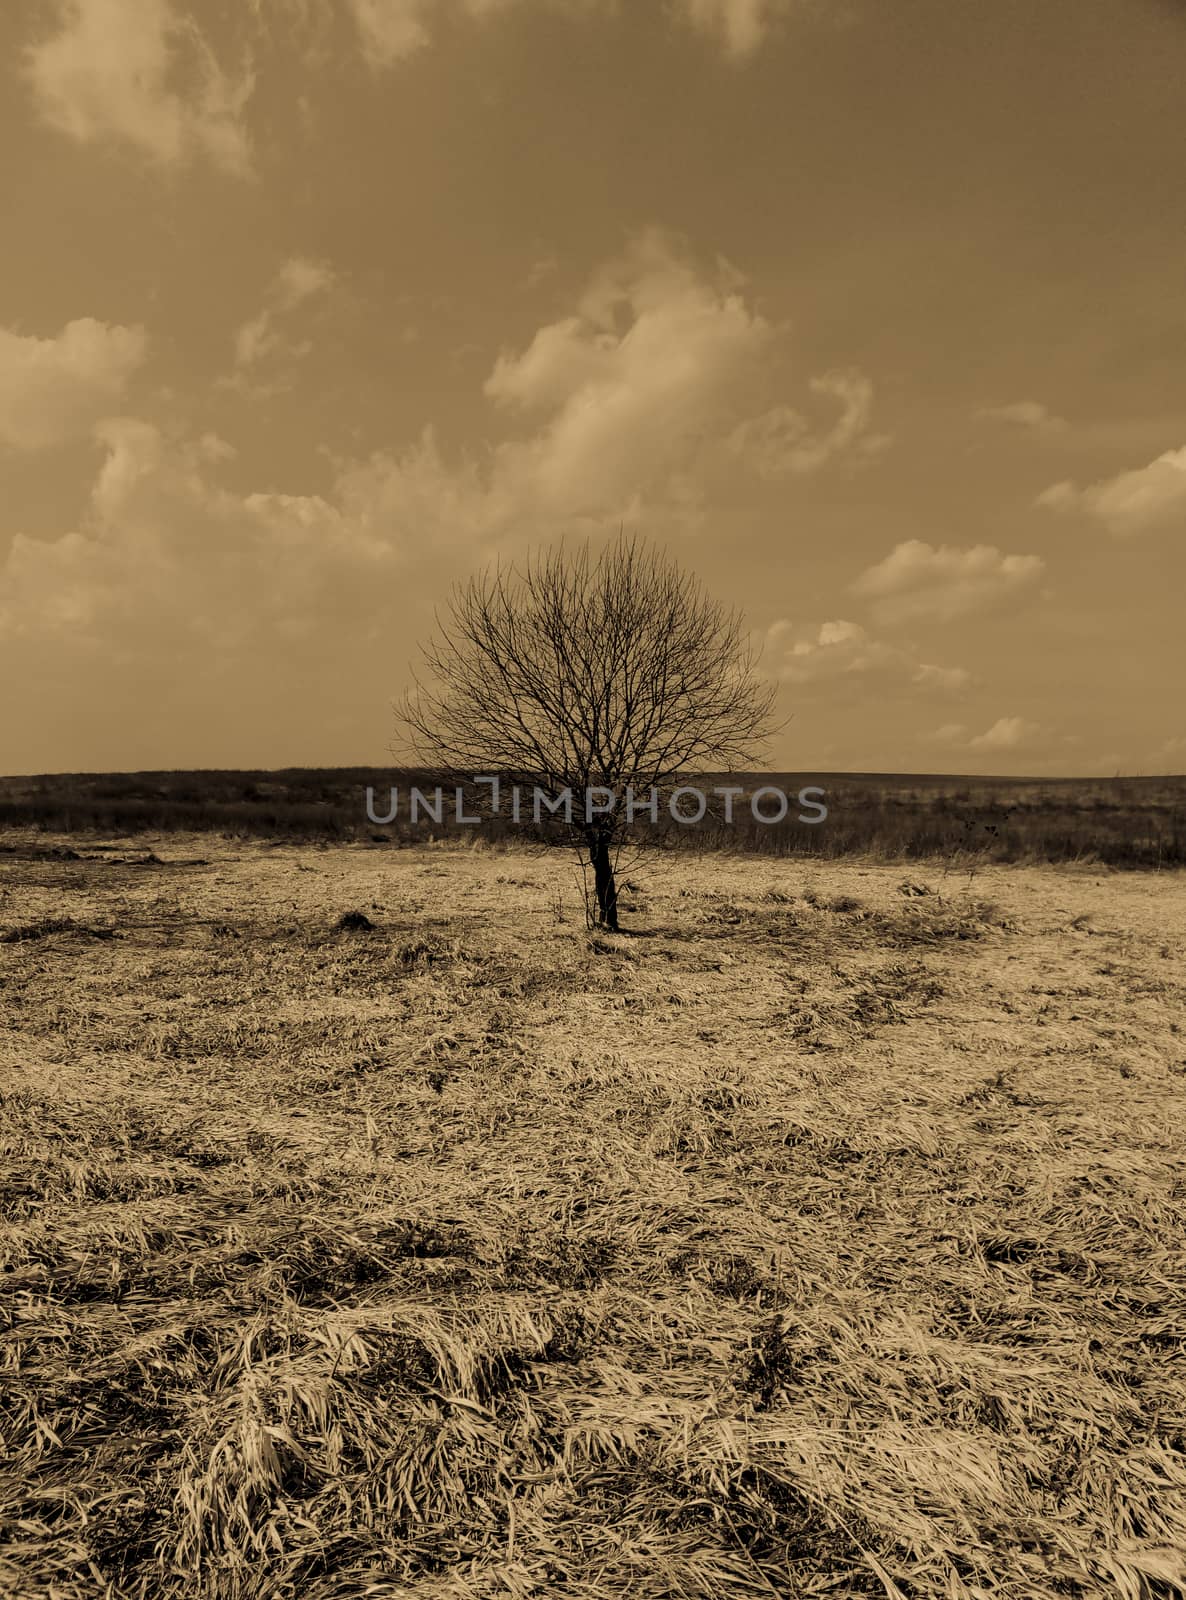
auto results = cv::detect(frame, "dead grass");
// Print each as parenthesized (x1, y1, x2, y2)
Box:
(1, 833, 1185, 1598)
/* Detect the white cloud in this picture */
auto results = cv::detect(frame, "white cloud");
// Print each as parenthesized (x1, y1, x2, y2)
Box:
(968, 716, 1041, 751)
(345, 0, 435, 66)
(234, 321, 275, 373)
(977, 399, 1068, 434)
(343, 0, 802, 67)
(851, 539, 1045, 625)
(272, 257, 336, 308)
(726, 403, 808, 476)
(25, 0, 253, 175)
(912, 663, 972, 693)
(0, 418, 405, 658)
(0, 318, 147, 451)
(233, 256, 335, 371)
(762, 619, 969, 693)
(727, 371, 889, 478)
(1037, 445, 1186, 537)
(927, 716, 1042, 752)
(345, 0, 616, 67)
(672, 0, 798, 60)
(486, 227, 775, 514)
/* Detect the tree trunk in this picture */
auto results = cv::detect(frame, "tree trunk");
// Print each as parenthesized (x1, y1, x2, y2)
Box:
(589, 834, 619, 931)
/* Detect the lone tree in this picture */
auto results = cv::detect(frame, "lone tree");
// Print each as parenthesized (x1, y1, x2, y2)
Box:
(398, 534, 777, 930)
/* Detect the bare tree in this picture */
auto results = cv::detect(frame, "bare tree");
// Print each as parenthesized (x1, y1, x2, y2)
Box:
(397, 534, 777, 930)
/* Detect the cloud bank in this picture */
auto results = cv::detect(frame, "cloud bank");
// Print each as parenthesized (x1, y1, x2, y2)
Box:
(1, 230, 877, 763)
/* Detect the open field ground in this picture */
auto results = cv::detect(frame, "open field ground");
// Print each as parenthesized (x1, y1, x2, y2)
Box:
(2, 835, 1186, 1598)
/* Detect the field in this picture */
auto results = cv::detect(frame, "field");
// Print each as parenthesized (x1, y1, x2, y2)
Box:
(2, 832, 1186, 1599)
(1, 769, 1184, 866)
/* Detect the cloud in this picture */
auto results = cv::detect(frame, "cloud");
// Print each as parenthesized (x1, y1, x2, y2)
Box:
(0, 318, 147, 451)
(762, 619, 970, 693)
(672, 0, 798, 60)
(272, 257, 336, 308)
(727, 403, 807, 476)
(24, 0, 811, 160)
(343, 0, 802, 67)
(345, 0, 435, 66)
(1037, 445, 1186, 537)
(232, 256, 336, 371)
(968, 716, 1041, 751)
(0, 418, 405, 659)
(763, 618, 887, 683)
(345, 0, 617, 67)
(912, 663, 972, 693)
(0, 404, 622, 756)
(25, 0, 253, 175)
(1, 232, 871, 762)
(3, 233, 783, 652)
(485, 227, 775, 514)
(928, 716, 1042, 752)
(977, 400, 1069, 434)
(727, 371, 888, 478)
(851, 539, 1045, 625)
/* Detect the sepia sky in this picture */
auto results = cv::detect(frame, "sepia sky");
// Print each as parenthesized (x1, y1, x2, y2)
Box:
(1, 0, 1183, 776)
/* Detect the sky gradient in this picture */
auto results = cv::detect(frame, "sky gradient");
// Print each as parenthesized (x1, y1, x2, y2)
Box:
(1, 0, 1183, 776)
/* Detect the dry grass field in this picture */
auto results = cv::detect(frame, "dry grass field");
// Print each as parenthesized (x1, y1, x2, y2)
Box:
(2, 834, 1185, 1599)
